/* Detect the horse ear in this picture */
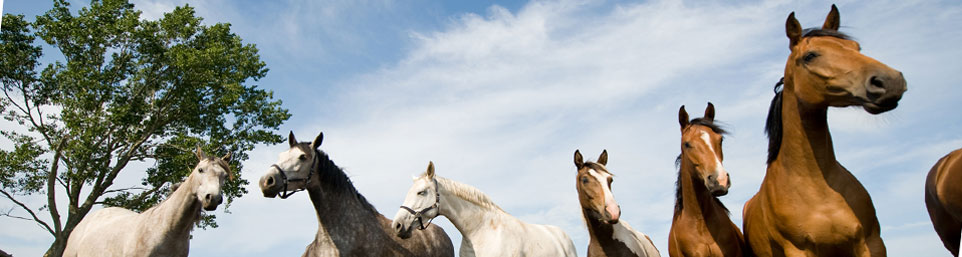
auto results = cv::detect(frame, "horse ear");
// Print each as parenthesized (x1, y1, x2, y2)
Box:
(822, 4, 840, 31)
(311, 132, 324, 150)
(598, 150, 608, 166)
(195, 145, 207, 160)
(288, 131, 297, 147)
(704, 102, 715, 123)
(574, 150, 584, 170)
(221, 152, 232, 162)
(678, 105, 690, 130)
(426, 161, 436, 179)
(786, 12, 802, 48)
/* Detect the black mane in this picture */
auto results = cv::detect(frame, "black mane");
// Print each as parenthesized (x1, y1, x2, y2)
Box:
(298, 143, 378, 213)
(765, 78, 784, 164)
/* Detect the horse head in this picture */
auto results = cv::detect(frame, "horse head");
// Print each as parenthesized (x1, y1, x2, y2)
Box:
(574, 149, 621, 224)
(784, 4, 906, 114)
(392, 162, 442, 239)
(260, 131, 323, 198)
(190, 146, 232, 211)
(678, 103, 730, 196)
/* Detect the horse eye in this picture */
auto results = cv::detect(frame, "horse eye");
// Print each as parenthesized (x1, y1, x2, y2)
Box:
(684, 142, 692, 148)
(581, 177, 589, 184)
(802, 52, 819, 63)
(198, 168, 204, 173)
(298, 154, 307, 161)
(418, 190, 427, 196)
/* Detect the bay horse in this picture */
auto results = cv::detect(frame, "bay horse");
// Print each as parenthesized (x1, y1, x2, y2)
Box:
(574, 150, 661, 257)
(925, 147, 962, 256)
(669, 103, 745, 257)
(63, 147, 232, 257)
(258, 131, 454, 257)
(392, 162, 578, 257)
(742, 4, 906, 257)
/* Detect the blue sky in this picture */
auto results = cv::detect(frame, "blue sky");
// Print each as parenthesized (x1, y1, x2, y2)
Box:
(2, 0, 962, 256)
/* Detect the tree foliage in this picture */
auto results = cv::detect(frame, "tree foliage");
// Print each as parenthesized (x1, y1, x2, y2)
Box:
(0, 0, 290, 255)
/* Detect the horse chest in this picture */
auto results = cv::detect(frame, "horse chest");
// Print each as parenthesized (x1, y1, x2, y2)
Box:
(772, 193, 864, 245)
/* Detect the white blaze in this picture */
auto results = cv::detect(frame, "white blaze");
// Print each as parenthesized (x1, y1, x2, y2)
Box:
(700, 131, 729, 187)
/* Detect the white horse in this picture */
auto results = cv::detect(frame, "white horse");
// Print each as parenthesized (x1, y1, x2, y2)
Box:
(63, 147, 232, 257)
(392, 162, 578, 257)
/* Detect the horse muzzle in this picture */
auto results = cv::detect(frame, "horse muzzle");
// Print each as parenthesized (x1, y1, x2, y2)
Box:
(259, 171, 283, 198)
(860, 71, 906, 114)
(203, 193, 223, 211)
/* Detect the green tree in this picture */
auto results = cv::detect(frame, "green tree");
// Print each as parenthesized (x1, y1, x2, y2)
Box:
(0, 1, 290, 256)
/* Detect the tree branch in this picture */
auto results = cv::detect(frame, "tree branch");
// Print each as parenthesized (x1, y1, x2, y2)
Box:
(0, 189, 55, 235)
(47, 137, 69, 235)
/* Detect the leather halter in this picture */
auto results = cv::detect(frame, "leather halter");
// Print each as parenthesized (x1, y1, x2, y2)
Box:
(399, 178, 440, 230)
(270, 149, 319, 199)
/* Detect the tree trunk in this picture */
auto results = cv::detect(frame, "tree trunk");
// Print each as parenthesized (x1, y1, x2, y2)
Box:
(43, 233, 67, 257)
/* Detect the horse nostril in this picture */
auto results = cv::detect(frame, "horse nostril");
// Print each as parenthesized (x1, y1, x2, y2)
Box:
(205, 194, 212, 200)
(867, 76, 886, 96)
(266, 177, 274, 186)
(707, 174, 716, 183)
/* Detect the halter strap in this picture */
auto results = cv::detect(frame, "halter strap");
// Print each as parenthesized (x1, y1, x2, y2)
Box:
(271, 150, 319, 199)
(399, 178, 440, 230)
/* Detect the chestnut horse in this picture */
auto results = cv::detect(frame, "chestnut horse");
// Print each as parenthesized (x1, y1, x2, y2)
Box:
(259, 132, 454, 257)
(669, 103, 745, 257)
(574, 150, 661, 257)
(925, 147, 962, 256)
(742, 5, 906, 257)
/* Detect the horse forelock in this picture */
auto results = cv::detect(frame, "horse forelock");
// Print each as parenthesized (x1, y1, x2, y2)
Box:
(582, 162, 611, 175)
(436, 177, 505, 212)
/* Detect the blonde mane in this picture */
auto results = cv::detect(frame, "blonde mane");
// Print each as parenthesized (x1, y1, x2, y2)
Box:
(436, 177, 505, 213)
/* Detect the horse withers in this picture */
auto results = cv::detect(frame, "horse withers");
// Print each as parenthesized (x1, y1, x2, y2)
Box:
(669, 103, 745, 257)
(574, 150, 661, 257)
(64, 147, 232, 257)
(742, 4, 906, 257)
(258, 131, 454, 257)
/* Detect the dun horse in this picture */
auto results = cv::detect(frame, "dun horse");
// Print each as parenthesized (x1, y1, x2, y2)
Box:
(392, 162, 578, 257)
(742, 5, 906, 256)
(669, 103, 745, 257)
(63, 147, 232, 257)
(258, 131, 454, 257)
(925, 147, 962, 256)
(574, 150, 661, 257)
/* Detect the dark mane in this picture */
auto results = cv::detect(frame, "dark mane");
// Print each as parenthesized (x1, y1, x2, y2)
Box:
(297, 143, 378, 213)
(583, 162, 611, 175)
(802, 28, 851, 40)
(766, 78, 785, 164)
(765, 28, 851, 164)
(675, 118, 730, 214)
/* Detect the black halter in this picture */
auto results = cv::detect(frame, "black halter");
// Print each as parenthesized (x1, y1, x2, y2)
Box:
(399, 179, 440, 230)
(270, 149, 319, 199)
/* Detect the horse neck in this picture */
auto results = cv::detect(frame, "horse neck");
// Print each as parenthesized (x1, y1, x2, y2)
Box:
(144, 175, 202, 238)
(774, 79, 839, 177)
(435, 177, 506, 239)
(306, 158, 379, 232)
(676, 158, 721, 220)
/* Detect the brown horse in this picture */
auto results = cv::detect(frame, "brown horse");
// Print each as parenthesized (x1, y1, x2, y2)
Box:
(742, 4, 906, 257)
(574, 150, 662, 257)
(926, 148, 962, 256)
(669, 103, 745, 257)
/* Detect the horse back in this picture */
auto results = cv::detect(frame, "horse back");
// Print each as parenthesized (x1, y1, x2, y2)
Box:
(63, 207, 140, 257)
